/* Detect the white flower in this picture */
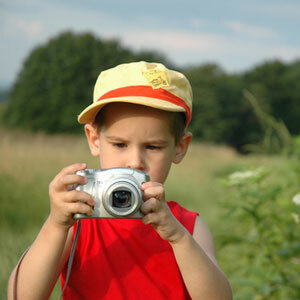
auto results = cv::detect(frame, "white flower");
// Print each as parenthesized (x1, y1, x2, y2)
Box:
(228, 168, 265, 186)
(292, 194, 300, 206)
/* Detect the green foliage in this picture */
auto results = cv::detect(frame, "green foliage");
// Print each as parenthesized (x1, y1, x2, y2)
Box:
(2, 129, 299, 299)
(4, 31, 168, 133)
(3, 29, 300, 152)
(184, 64, 262, 151)
(284, 135, 300, 159)
(243, 90, 292, 154)
(221, 162, 300, 299)
(243, 60, 300, 137)
(0, 102, 6, 124)
(184, 59, 300, 152)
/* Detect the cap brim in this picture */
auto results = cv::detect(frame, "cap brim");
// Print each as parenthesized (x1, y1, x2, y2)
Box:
(78, 97, 185, 124)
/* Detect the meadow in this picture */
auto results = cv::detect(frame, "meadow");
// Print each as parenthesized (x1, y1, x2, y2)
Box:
(0, 128, 299, 299)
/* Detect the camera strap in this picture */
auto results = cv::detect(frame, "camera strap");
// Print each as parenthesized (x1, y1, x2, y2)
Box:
(12, 220, 81, 300)
(60, 219, 81, 299)
(12, 246, 31, 300)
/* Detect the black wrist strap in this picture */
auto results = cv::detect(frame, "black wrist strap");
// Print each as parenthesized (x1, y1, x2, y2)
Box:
(60, 220, 81, 299)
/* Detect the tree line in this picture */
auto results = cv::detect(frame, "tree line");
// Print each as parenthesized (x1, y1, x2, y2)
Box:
(3, 31, 300, 151)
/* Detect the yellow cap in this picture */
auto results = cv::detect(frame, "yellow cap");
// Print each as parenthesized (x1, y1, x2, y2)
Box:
(78, 61, 193, 126)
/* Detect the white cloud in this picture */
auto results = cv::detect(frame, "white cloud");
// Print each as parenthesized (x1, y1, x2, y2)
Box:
(225, 21, 279, 40)
(6, 17, 44, 39)
(117, 28, 300, 72)
(0, 10, 45, 41)
(120, 29, 220, 52)
(1, 0, 300, 85)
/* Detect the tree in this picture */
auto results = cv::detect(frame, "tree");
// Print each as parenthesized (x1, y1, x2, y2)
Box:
(280, 60, 300, 134)
(184, 64, 226, 141)
(243, 59, 300, 136)
(5, 32, 300, 152)
(184, 64, 261, 151)
(5, 31, 168, 133)
(185, 60, 300, 151)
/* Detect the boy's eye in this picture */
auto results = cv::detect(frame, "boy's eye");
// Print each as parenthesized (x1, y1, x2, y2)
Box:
(113, 143, 127, 148)
(146, 145, 162, 150)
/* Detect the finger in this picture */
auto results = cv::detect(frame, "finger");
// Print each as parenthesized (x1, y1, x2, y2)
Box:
(142, 212, 158, 225)
(68, 201, 95, 217)
(142, 185, 165, 201)
(141, 197, 161, 214)
(64, 190, 95, 207)
(60, 174, 88, 188)
(59, 163, 87, 177)
(50, 164, 87, 192)
(141, 181, 160, 190)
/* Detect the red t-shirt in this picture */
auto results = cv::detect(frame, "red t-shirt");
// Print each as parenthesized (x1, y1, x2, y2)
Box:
(61, 201, 198, 299)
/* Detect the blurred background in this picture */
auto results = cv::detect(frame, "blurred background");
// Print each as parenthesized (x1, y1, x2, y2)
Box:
(0, 0, 299, 299)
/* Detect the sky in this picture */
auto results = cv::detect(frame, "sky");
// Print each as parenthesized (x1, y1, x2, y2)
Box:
(1, 0, 300, 88)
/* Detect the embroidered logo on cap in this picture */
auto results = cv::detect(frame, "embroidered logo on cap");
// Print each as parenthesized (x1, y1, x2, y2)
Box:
(142, 69, 169, 89)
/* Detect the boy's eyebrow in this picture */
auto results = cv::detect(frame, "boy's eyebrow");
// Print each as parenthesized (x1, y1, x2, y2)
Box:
(105, 135, 129, 142)
(106, 135, 169, 145)
(144, 139, 169, 145)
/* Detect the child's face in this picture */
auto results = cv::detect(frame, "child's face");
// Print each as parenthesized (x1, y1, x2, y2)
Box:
(85, 103, 189, 184)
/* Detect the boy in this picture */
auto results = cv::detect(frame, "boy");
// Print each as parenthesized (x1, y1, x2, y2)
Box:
(8, 61, 232, 299)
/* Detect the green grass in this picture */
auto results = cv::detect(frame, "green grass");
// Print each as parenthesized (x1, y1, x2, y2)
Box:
(0, 128, 292, 299)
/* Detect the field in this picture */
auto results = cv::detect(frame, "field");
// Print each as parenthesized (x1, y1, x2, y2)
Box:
(0, 128, 299, 299)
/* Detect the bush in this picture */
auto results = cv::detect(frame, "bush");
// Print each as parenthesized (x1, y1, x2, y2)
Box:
(220, 162, 300, 299)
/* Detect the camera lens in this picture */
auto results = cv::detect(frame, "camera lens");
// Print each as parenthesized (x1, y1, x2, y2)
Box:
(112, 191, 132, 208)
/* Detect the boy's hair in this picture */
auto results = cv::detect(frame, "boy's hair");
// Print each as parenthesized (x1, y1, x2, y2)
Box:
(93, 104, 186, 145)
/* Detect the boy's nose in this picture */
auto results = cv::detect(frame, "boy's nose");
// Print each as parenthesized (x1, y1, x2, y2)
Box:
(126, 148, 146, 171)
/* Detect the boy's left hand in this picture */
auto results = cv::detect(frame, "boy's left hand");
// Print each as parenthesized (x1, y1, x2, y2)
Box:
(140, 182, 187, 243)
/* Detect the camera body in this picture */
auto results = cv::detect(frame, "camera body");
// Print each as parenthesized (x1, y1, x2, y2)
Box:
(73, 168, 150, 219)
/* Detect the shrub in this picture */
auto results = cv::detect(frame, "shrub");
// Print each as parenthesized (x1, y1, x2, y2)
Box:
(221, 162, 300, 299)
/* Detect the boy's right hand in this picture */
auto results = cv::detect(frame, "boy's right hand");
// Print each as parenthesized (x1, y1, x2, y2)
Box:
(49, 163, 95, 230)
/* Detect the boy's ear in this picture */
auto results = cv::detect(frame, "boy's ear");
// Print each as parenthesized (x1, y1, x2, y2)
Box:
(85, 124, 101, 157)
(173, 132, 192, 164)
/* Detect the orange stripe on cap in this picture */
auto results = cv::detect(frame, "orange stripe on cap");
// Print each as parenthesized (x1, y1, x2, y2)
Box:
(96, 85, 191, 126)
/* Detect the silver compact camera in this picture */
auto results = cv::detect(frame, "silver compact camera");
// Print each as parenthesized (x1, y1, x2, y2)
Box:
(73, 168, 150, 219)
